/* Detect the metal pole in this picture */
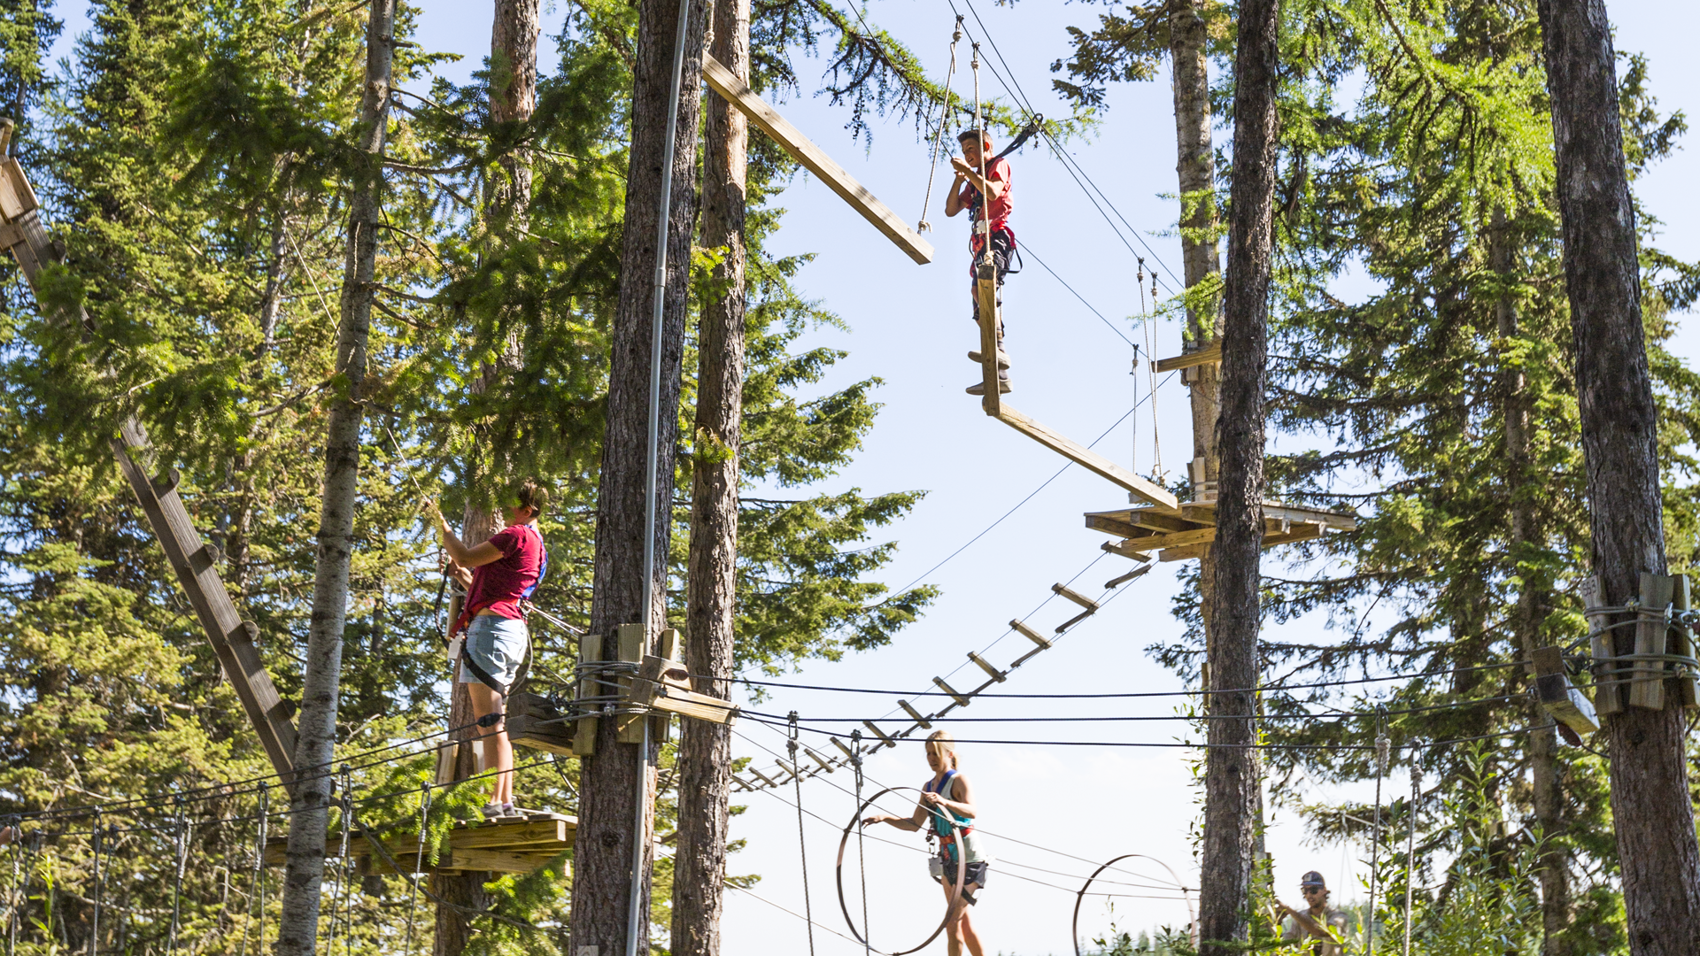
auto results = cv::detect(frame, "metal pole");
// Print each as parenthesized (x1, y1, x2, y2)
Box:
(631, 0, 695, 950)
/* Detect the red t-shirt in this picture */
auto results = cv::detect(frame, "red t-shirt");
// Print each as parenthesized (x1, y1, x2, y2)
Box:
(957, 156, 1013, 233)
(464, 524, 545, 622)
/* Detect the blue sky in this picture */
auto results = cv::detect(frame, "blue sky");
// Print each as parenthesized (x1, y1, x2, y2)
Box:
(41, 1, 1700, 952)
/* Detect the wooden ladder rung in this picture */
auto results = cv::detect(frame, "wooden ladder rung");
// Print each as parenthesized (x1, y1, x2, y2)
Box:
(862, 720, 896, 746)
(804, 747, 836, 773)
(898, 700, 933, 728)
(1052, 583, 1101, 611)
(1154, 339, 1221, 373)
(1011, 619, 1053, 648)
(746, 767, 778, 788)
(1106, 565, 1153, 589)
(830, 737, 857, 760)
(967, 651, 1007, 683)
(933, 676, 973, 707)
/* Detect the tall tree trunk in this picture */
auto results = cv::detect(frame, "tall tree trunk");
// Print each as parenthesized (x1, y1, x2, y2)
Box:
(1198, 0, 1278, 952)
(670, 0, 747, 952)
(1535, 2, 1700, 952)
(1493, 214, 1570, 955)
(569, 0, 705, 951)
(276, 4, 393, 956)
(432, 6, 541, 955)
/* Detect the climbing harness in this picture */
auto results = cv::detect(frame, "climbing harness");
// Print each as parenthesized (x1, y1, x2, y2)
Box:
(404, 784, 433, 956)
(456, 524, 547, 696)
(834, 786, 967, 956)
(917, 16, 965, 233)
(1403, 762, 1420, 956)
(1071, 854, 1193, 956)
(851, 730, 871, 956)
(788, 713, 818, 956)
(1368, 713, 1390, 956)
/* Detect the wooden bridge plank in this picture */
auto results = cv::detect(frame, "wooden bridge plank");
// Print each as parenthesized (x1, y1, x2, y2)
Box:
(702, 54, 934, 265)
(994, 404, 1180, 511)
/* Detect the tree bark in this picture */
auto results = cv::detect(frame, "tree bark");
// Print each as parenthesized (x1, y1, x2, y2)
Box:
(1198, 0, 1278, 952)
(431, 6, 542, 953)
(276, 4, 393, 956)
(1535, 2, 1700, 952)
(489, 0, 540, 227)
(569, 0, 705, 950)
(670, 0, 748, 952)
(1493, 213, 1570, 955)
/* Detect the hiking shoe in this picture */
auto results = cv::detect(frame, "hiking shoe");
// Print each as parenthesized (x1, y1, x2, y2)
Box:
(967, 349, 1010, 369)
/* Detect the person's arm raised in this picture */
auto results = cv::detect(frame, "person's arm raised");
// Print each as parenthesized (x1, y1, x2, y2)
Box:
(427, 501, 507, 568)
(921, 773, 977, 820)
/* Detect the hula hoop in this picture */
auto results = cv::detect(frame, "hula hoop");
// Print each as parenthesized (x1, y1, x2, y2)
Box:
(835, 786, 972, 956)
(1072, 854, 1195, 956)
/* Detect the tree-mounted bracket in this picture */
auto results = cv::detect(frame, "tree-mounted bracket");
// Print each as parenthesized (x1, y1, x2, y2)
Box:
(1531, 645, 1600, 743)
(1581, 573, 1700, 716)
(701, 54, 934, 265)
(627, 654, 740, 726)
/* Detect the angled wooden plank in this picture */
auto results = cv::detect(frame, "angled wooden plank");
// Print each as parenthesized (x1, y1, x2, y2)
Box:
(995, 404, 1180, 511)
(1051, 583, 1101, 611)
(1087, 508, 1204, 534)
(1085, 513, 1149, 540)
(977, 276, 1002, 415)
(2, 149, 299, 783)
(1154, 340, 1221, 373)
(1101, 539, 1154, 562)
(702, 54, 933, 265)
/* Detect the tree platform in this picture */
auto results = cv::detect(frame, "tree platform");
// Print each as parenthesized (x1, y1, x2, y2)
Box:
(263, 809, 575, 875)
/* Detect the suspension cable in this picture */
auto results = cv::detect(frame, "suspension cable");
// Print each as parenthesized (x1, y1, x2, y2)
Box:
(917, 16, 964, 233)
(851, 730, 871, 956)
(788, 713, 818, 956)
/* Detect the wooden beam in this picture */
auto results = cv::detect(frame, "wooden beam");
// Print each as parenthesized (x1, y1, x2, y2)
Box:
(967, 651, 1006, 682)
(1532, 646, 1600, 738)
(572, 631, 601, 755)
(1581, 575, 1623, 717)
(898, 700, 932, 728)
(995, 404, 1180, 510)
(1632, 572, 1677, 710)
(1178, 499, 1358, 532)
(1086, 508, 1203, 534)
(701, 54, 933, 265)
(615, 624, 647, 743)
(933, 676, 972, 707)
(977, 276, 1002, 416)
(507, 693, 579, 756)
(1051, 583, 1101, 611)
(1154, 339, 1221, 373)
(1101, 539, 1153, 562)
(2, 155, 302, 783)
(1010, 619, 1052, 648)
(861, 720, 896, 747)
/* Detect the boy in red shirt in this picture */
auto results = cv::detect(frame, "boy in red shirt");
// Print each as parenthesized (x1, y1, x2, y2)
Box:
(431, 480, 549, 820)
(945, 127, 1014, 395)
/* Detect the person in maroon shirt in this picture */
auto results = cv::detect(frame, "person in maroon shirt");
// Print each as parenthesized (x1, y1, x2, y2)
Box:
(945, 127, 1014, 396)
(429, 480, 549, 819)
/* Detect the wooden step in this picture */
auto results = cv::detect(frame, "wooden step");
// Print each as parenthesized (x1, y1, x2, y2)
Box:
(1154, 340, 1221, 373)
(995, 404, 1179, 511)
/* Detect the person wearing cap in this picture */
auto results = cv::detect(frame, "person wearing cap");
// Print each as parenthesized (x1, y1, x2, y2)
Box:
(1277, 871, 1350, 956)
(945, 127, 1015, 396)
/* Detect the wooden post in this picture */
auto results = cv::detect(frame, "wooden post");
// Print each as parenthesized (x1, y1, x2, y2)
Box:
(977, 273, 1002, 415)
(1581, 575, 1622, 716)
(616, 623, 648, 744)
(1532, 645, 1601, 737)
(1671, 575, 1699, 708)
(1632, 572, 1677, 710)
(573, 632, 602, 755)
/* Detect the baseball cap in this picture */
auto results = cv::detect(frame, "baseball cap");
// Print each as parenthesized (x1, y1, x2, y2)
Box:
(1300, 871, 1327, 888)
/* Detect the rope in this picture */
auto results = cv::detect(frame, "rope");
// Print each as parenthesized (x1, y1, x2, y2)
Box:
(788, 713, 818, 956)
(403, 785, 432, 956)
(168, 796, 185, 956)
(333, 766, 355, 956)
(1369, 714, 1389, 956)
(6, 822, 19, 956)
(851, 730, 871, 956)
(1403, 762, 1420, 956)
(236, 786, 267, 956)
(917, 16, 964, 233)
(87, 815, 101, 956)
(970, 44, 991, 271)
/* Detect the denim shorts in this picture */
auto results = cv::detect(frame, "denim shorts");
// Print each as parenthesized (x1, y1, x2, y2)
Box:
(460, 614, 528, 691)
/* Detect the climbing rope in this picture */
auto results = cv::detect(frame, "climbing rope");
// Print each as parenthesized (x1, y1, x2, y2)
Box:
(969, 44, 991, 272)
(833, 786, 966, 956)
(236, 786, 267, 956)
(6, 820, 19, 956)
(1071, 854, 1193, 956)
(332, 766, 354, 956)
(88, 813, 102, 956)
(851, 730, 871, 956)
(1368, 713, 1389, 956)
(788, 713, 818, 956)
(917, 16, 964, 233)
(1403, 762, 1420, 956)
(168, 795, 185, 956)
(403, 784, 432, 956)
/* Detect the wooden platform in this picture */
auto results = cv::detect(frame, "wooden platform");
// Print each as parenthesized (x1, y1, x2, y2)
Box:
(1086, 500, 1357, 563)
(264, 809, 575, 875)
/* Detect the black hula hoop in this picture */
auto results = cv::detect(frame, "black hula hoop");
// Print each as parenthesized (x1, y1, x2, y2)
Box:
(836, 785, 972, 956)
(1072, 853, 1195, 956)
